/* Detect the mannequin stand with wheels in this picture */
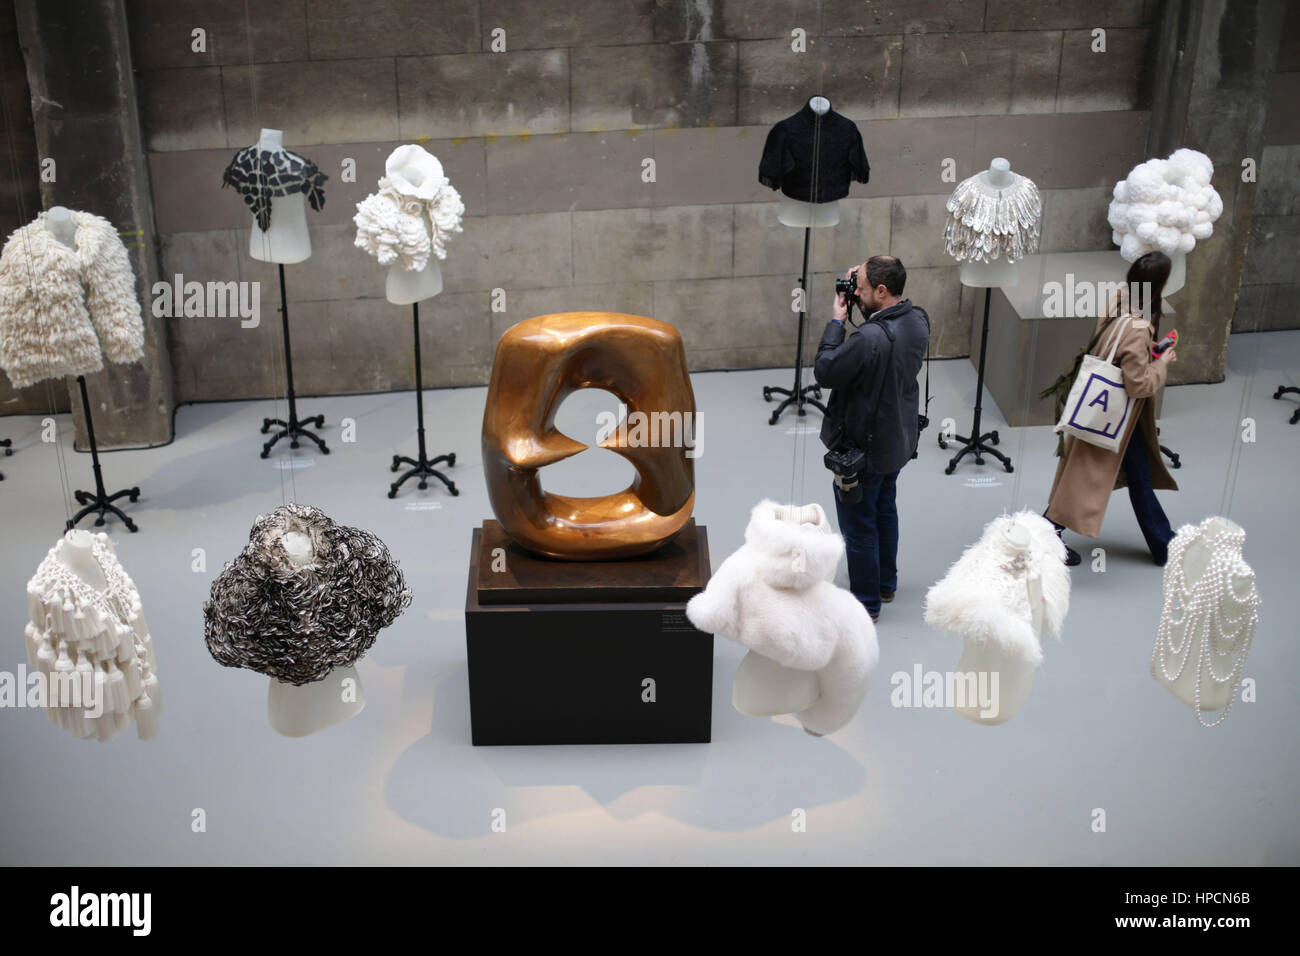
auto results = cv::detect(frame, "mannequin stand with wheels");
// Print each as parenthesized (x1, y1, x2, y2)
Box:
(1273, 385, 1299, 424)
(260, 261, 328, 458)
(941, 158, 1025, 476)
(67, 374, 140, 533)
(241, 129, 329, 460)
(762, 96, 838, 426)
(383, 224, 457, 498)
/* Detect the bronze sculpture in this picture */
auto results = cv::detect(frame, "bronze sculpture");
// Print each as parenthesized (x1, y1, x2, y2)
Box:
(482, 312, 696, 560)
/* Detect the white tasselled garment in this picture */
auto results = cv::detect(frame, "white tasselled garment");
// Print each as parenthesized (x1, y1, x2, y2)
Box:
(924, 512, 1070, 666)
(24, 533, 161, 742)
(685, 500, 879, 736)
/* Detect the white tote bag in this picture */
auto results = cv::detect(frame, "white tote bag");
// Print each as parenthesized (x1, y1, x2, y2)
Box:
(1055, 315, 1134, 452)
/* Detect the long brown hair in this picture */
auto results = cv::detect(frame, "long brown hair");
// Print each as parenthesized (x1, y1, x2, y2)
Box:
(1125, 251, 1171, 335)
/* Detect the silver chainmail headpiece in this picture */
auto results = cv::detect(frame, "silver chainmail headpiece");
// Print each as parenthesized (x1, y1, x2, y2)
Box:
(943, 172, 1042, 264)
(204, 504, 411, 686)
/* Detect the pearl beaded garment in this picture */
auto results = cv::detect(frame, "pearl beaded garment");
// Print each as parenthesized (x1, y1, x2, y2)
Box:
(1151, 518, 1259, 728)
(943, 172, 1042, 265)
(24, 533, 161, 742)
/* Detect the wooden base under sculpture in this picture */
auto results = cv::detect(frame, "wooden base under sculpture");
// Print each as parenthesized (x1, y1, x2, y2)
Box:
(481, 312, 697, 560)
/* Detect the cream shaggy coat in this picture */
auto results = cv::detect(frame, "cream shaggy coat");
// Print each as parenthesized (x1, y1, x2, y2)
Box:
(686, 500, 879, 736)
(0, 210, 144, 389)
(924, 511, 1071, 666)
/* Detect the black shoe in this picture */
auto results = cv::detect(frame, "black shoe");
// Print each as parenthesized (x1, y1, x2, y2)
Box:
(1064, 545, 1081, 567)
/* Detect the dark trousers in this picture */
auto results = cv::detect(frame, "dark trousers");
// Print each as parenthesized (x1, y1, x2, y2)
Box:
(832, 471, 900, 616)
(1120, 431, 1175, 564)
(1048, 437, 1175, 564)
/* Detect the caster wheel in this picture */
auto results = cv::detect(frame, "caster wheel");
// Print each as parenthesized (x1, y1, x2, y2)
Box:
(974, 457, 984, 466)
(322, 447, 330, 455)
(1275, 388, 1284, 399)
(1172, 460, 1181, 469)
(990, 431, 1000, 444)
(797, 408, 806, 417)
(768, 413, 779, 425)
(418, 481, 428, 490)
(391, 460, 400, 472)
(125, 521, 138, 533)
(447, 453, 456, 467)
(129, 489, 140, 502)
(813, 388, 822, 399)
(938, 440, 948, 450)
(95, 516, 105, 527)
(763, 388, 772, 401)
(450, 486, 460, 497)
(290, 441, 300, 450)
(944, 464, 955, 475)
(260, 450, 270, 459)
(387, 487, 397, 499)
(1005, 463, 1014, 473)
(65, 520, 74, 532)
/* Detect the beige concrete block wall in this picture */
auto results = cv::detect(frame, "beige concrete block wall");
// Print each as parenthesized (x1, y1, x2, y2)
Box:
(125, 0, 1167, 403)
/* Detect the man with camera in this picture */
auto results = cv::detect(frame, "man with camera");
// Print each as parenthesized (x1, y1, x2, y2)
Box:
(815, 255, 930, 623)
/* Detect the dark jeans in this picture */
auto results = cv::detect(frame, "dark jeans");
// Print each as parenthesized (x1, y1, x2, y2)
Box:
(832, 471, 900, 615)
(1048, 436, 1175, 564)
(1120, 431, 1175, 564)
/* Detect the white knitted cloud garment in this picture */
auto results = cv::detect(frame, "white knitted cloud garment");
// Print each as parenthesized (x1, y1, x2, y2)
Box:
(0, 210, 144, 389)
(24, 533, 161, 742)
(1108, 148, 1223, 262)
(686, 500, 879, 736)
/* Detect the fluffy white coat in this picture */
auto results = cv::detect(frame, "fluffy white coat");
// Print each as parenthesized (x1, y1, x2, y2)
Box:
(686, 500, 879, 736)
(924, 511, 1070, 666)
(0, 210, 144, 389)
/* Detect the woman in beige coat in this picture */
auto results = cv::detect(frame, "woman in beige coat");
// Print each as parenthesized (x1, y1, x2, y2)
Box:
(1045, 252, 1178, 566)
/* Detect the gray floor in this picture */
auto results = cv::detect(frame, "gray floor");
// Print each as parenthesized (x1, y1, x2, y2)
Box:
(1, 329, 1298, 865)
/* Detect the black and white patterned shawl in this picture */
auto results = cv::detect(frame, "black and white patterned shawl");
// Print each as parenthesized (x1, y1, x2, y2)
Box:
(222, 145, 328, 231)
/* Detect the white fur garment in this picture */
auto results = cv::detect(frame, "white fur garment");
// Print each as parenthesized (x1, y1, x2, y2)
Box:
(924, 511, 1070, 666)
(0, 210, 145, 389)
(686, 500, 879, 736)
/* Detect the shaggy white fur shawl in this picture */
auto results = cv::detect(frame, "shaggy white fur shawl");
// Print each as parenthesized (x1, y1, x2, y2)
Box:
(0, 210, 144, 389)
(924, 511, 1070, 666)
(686, 500, 879, 736)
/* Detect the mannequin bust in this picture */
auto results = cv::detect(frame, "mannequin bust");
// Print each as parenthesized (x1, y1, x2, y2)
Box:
(953, 519, 1042, 725)
(45, 206, 77, 249)
(777, 96, 841, 228)
(384, 145, 444, 303)
(265, 529, 365, 736)
(57, 529, 108, 590)
(1155, 516, 1248, 712)
(248, 128, 312, 265)
(958, 158, 1020, 289)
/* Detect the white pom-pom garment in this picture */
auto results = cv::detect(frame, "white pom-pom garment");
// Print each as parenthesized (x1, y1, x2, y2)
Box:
(924, 511, 1070, 666)
(1107, 148, 1223, 262)
(0, 210, 145, 389)
(686, 500, 879, 736)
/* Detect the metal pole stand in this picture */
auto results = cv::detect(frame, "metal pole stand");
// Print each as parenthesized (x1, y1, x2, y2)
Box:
(1274, 385, 1300, 424)
(940, 287, 1013, 474)
(67, 375, 140, 532)
(389, 301, 457, 498)
(762, 225, 826, 425)
(261, 263, 329, 458)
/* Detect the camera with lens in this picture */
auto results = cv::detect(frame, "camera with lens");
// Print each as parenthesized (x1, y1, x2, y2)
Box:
(824, 444, 867, 504)
(834, 269, 858, 302)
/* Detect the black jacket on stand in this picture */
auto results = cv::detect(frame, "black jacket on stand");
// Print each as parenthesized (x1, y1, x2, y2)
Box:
(758, 102, 870, 203)
(814, 299, 930, 476)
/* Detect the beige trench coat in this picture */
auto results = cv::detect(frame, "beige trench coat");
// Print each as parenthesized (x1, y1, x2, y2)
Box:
(1046, 312, 1177, 538)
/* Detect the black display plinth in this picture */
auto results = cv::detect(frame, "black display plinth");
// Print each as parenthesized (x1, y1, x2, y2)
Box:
(464, 520, 714, 746)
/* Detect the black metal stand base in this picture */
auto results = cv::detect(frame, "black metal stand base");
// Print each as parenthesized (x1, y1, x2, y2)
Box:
(260, 413, 329, 458)
(763, 381, 826, 424)
(259, 262, 329, 458)
(390, 451, 458, 497)
(764, 224, 826, 426)
(388, 301, 457, 498)
(67, 376, 139, 533)
(940, 427, 1012, 474)
(944, 287, 1013, 475)
(1274, 385, 1300, 424)
(0, 436, 10, 481)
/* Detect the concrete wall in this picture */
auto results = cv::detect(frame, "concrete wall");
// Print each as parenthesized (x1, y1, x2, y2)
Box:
(126, 0, 1163, 402)
(1234, 0, 1300, 333)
